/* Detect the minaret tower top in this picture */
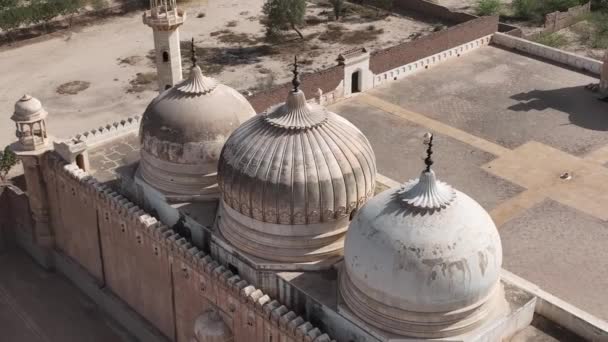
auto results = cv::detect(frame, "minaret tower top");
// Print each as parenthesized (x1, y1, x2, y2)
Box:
(143, 0, 186, 92)
(143, 0, 185, 31)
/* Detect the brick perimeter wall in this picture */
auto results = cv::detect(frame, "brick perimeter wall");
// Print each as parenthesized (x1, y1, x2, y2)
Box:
(390, 0, 476, 23)
(247, 65, 344, 113)
(544, 2, 591, 34)
(0, 185, 31, 251)
(35, 153, 334, 342)
(369, 16, 499, 75)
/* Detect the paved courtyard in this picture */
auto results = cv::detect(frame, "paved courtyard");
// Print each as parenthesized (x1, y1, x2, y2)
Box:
(329, 45, 608, 321)
(0, 248, 133, 342)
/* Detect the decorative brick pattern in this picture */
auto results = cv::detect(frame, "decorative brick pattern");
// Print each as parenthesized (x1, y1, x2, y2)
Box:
(370, 16, 499, 75)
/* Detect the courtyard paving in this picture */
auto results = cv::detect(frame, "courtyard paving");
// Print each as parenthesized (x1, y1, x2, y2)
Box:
(329, 45, 608, 321)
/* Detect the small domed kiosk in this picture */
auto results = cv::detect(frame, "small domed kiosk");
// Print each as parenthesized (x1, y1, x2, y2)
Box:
(217, 58, 376, 264)
(138, 40, 256, 198)
(340, 133, 504, 338)
(11, 94, 49, 151)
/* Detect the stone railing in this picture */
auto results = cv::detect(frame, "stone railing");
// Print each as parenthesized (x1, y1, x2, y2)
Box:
(492, 32, 603, 75)
(68, 115, 141, 147)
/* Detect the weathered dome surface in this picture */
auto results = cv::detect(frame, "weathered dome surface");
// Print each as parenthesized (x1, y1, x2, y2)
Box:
(217, 88, 376, 263)
(12, 94, 47, 122)
(341, 169, 503, 338)
(192, 309, 232, 342)
(139, 65, 256, 197)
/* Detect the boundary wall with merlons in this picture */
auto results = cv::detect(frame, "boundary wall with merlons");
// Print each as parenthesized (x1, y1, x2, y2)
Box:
(247, 16, 500, 112)
(37, 151, 335, 342)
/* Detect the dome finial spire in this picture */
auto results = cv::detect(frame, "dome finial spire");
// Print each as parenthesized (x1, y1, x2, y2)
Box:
(423, 132, 434, 172)
(397, 132, 455, 210)
(292, 55, 301, 92)
(190, 37, 198, 68)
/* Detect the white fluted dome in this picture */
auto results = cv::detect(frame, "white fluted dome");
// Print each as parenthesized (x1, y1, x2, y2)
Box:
(217, 85, 376, 263)
(341, 168, 503, 338)
(139, 65, 256, 197)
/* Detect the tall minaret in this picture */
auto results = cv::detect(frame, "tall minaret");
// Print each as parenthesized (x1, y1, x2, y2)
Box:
(143, 0, 186, 92)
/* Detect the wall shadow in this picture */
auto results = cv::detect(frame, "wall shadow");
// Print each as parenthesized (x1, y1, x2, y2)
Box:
(509, 86, 608, 131)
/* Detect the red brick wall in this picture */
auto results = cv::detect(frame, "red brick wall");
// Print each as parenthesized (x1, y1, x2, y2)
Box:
(369, 16, 499, 75)
(391, 0, 476, 23)
(36, 152, 334, 342)
(97, 196, 175, 339)
(45, 156, 104, 282)
(0, 185, 31, 250)
(247, 65, 344, 113)
(544, 2, 590, 33)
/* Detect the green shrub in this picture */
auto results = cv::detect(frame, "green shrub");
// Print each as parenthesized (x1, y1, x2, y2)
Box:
(533, 32, 568, 47)
(475, 0, 502, 15)
(0, 146, 17, 183)
(542, 0, 582, 13)
(262, 0, 306, 39)
(512, 0, 587, 21)
(588, 11, 608, 48)
(512, 0, 542, 20)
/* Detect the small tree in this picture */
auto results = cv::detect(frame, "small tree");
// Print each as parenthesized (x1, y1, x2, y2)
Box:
(329, 0, 345, 20)
(262, 0, 306, 39)
(0, 146, 18, 184)
(475, 0, 502, 16)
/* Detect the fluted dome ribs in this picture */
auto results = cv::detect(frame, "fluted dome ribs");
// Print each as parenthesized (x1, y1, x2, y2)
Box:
(218, 91, 376, 226)
(176, 65, 218, 95)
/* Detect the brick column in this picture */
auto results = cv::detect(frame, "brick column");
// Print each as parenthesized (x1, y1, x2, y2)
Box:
(13, 152, 55, 268)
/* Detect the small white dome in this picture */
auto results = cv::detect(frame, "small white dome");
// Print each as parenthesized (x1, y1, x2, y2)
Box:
(12, 94, 47, 123)
(217, 67, 376, 263)
(341, 167, 502, 338)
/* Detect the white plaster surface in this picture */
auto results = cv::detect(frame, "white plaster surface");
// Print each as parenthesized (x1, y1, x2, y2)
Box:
(492, 32, 603, 75)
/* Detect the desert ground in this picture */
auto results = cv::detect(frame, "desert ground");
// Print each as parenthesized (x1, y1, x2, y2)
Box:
(0, 0, 440, 148)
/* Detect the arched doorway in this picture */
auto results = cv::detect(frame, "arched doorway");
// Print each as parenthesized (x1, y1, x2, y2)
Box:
(76, 154, 86, 171)
(351, 71, 361, 93)
(162, 51, 169, 63)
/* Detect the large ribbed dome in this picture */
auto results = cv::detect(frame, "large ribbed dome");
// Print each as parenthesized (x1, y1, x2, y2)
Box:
(340, 137, 502, 338)
(217, 71, 376, 263)
(138, 64, 256, 197)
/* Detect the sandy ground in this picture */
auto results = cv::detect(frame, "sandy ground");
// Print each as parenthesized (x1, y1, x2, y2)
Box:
(0, 0, 436, 147)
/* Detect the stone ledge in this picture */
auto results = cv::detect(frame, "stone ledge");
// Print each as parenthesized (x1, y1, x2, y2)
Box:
(492, 32, 603, 75)
(501, 269, 608, 341)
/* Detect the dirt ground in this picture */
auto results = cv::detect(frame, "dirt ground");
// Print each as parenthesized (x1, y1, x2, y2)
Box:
(0, 0, 437, 147)
(551, 21, 607, 60)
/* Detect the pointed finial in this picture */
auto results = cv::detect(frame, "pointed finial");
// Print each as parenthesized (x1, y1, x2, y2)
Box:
(423, 132, 433, 172)
(191, 38, 198, 68)
(292, 55, 300, 92)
